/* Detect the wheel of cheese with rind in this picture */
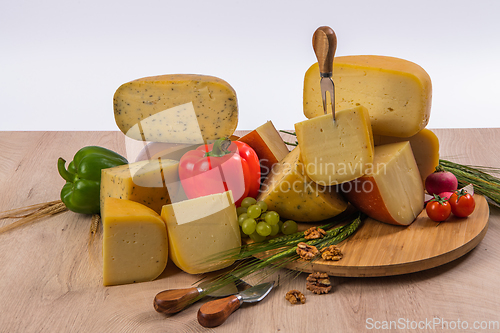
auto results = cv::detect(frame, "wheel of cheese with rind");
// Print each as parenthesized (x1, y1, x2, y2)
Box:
(102, 197, 168, 286)
(114, 74, 238, 144)
(304, 55, 432, 138)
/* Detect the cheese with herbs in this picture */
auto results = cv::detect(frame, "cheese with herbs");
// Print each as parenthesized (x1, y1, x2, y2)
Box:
(341, 141, 424, 226)
(102, 197, 168, 286)
(100, 158, 180, 215)
(295, 105, 374, 185)
(114, 74, 238, 143)
(257, 146, 347, 222)
(161, 191, 240, 274)
(304, 55, 432, 137)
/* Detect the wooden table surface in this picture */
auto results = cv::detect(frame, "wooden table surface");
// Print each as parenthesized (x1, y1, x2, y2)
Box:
(0, 129, 499, 333)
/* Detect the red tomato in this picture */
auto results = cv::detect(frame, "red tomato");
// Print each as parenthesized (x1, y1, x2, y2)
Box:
(449, 190, 475, 217)
(426, 195, 451, 222)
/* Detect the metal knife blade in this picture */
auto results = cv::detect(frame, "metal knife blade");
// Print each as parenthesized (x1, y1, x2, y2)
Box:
(236, 281, 274, 303)
(197, 282, 274, 328)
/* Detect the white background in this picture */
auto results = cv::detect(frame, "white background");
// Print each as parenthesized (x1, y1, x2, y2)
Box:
(1, 0, 499, 131)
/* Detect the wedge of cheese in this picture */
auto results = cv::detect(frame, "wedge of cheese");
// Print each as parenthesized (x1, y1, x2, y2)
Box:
(102, 197, 168, 286)
(161, 191, 240, 274)
(238, 121, 290, 177)
(100, 158, 180, 215)
(373, 128, 439, 183)
(341, 141, 424, 226)
(135, 142, 200, 162)
(304, 55, 432, 137)
(114, 74, 238, 144)
(257, 146, 347, 222)
(134, 135, 240, 163)
(294, 105, 374, 185)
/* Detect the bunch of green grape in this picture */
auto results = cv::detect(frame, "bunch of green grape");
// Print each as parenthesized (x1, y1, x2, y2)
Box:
(237, 197, 298, 242)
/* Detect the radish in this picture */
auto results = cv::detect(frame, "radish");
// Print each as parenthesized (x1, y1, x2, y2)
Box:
(425, 168, 458, 195)
(437, 191, 454, 200)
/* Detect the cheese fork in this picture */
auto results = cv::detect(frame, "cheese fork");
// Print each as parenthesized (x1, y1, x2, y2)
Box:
(154, 278, 252, 314)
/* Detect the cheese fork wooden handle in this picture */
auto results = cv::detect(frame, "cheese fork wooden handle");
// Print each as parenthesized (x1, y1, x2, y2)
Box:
(313, 26, 337, 75)
(154, 287, 200, 314)
(197, 295, 241, 328)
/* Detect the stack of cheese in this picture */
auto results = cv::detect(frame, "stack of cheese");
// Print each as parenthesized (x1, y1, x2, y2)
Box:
(103, 75, 295, 286)
(290, 55, 436, 226)
(102, 75, 242, 286)
(101, 55, 440, 286)
(258, 55, 439, 226)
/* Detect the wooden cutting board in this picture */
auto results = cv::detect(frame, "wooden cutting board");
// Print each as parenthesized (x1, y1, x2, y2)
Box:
(272, 194, 489, 277)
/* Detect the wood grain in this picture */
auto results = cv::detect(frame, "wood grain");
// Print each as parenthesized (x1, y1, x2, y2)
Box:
(312, 26, 337, 74)
(0, 129, 499, 333)
(282, 195, 489, 276)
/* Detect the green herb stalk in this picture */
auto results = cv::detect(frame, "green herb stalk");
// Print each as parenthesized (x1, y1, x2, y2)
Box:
(439, 159, 500, 206)
(196, 214, 363, 300)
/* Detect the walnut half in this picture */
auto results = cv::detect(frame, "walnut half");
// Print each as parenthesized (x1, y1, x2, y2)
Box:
(296, 242, 319, 260)
(304, 226, 327, 240)
(306, 272, 332, 294)
(285, 290, 306, 304)
(321, 245, 343, 261)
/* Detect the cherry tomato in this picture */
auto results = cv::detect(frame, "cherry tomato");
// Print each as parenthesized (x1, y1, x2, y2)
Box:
(449, 189, 475, 218)
(426, 195, 451, 222)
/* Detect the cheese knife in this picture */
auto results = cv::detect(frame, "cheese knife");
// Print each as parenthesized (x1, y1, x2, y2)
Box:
(197, 281, 274, 328)
(313, 26, 337, 121)
(154, 277, 252, 314)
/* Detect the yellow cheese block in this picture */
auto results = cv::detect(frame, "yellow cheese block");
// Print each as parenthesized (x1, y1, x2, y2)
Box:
(341, 141, 424, 226)
(102, 197, 168, 286)
(373, 128, 439, 183)
(114, 74, 238, 144)
(257, 146, 347, 222)
(100, 158, 180, 215)
(304, 55, 432, 137)
(294, 105, 374, 185)
(238, 120, 290, 176)
(161, 191, 240, 274)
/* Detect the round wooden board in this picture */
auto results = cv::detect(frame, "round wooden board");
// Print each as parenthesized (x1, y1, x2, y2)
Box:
(278, 195, 490, 277)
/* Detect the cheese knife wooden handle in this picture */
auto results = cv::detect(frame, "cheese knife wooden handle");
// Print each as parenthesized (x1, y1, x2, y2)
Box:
(197, 295, 241, 328)
(154, 287, 200, 314)
(313, 26, 337, 75)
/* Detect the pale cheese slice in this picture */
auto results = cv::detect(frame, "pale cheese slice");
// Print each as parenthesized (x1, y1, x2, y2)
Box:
(125, 102, 204, 143)
(341, 141, 424, 226)
(373, 128, 439, 183)
(161, 191, 241, 274)
(257, 146, 347, 222)
(294, 105, 374, 185)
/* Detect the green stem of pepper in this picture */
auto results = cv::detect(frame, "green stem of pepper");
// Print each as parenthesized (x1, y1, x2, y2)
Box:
(57, 158, 76, 183)
(205, 138, 232, 158)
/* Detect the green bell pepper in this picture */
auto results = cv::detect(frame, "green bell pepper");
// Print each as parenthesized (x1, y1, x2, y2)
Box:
(57, 146, 128, 215)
